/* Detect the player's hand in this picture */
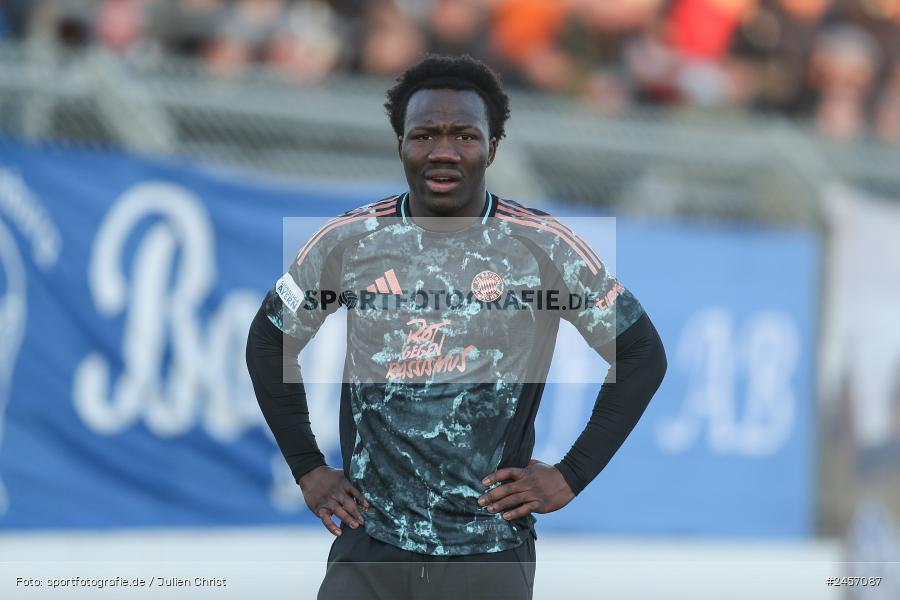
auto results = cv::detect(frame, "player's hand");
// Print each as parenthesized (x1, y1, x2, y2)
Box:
(298, 465, 371, 537)
(477, 459, 575, 521)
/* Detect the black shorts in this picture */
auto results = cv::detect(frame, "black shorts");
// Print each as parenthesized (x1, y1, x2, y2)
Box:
(317, 522, 537, 600)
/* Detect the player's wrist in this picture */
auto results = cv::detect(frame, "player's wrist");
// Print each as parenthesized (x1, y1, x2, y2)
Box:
(552, 461, 581, 498)
(297, 464, 330, 490)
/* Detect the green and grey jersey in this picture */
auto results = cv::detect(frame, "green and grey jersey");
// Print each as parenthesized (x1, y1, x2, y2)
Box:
(263, 192, 644, 555)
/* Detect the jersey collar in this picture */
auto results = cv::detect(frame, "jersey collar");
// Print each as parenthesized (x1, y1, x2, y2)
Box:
(399, 191, 496, 225)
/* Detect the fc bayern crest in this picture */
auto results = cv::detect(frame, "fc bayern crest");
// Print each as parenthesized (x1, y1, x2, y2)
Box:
(471, 270, 505, 302)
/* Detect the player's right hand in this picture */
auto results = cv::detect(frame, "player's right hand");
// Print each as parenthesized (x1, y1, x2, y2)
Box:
(298, 465, 371, 536)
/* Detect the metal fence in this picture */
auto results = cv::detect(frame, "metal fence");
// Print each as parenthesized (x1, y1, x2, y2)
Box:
(2, 40, 900, 225)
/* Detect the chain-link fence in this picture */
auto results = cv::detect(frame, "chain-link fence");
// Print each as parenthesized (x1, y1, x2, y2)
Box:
(3, 41, 900, 225)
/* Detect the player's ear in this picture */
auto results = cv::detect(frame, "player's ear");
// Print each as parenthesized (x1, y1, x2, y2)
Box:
(397, 135, 403, 158)
(487, 137, 498, 167)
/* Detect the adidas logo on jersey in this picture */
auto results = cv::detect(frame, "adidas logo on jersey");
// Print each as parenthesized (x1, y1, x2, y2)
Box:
(366, 269, 403, 295)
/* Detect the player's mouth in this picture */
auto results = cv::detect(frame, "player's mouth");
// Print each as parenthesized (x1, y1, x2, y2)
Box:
(424, 171, 462, 193)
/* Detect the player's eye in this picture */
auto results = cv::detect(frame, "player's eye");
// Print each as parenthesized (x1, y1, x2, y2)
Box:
(458, 134, 475, 141)
(414, 134, 432, 141)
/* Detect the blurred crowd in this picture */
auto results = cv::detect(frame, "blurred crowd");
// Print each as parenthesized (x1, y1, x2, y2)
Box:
(1, 0, 900, 143)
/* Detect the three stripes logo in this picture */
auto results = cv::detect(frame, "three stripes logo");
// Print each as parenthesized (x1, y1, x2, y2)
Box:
(366, 268, 403, 295)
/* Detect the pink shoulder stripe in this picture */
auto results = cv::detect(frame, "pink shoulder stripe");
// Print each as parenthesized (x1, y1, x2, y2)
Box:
(295, 197, 398, 266)
(355, 197, 401, 213)
(496, 212, 599, 275)
(497, 199, 605, 272)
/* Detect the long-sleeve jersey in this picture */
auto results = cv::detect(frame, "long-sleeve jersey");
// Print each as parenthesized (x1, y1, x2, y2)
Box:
(247, 192, 665, 556)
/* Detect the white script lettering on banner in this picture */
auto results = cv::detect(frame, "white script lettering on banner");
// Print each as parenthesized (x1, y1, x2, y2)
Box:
(655, 308, 799, 457)
(74, 182, 262, 441)
(0, 219, 25, 516)
(0, 167, 62, 515)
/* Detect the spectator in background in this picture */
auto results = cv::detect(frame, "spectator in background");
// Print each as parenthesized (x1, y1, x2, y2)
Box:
(562, 0, 670, 112)
(206, 0, 287, 77)
(7, 0, 900, 144)
(732, 0, 835, 115)
(28, 0, 96, 48)
(425, 0, 490, 59)
(96, 0, 146, 55)
(842, 0, 900, 75)
(808, 24, 881, 140)
(487, 0, 574, 91)
(667, 0, 758, 60)
(318, 0, 375, 73)
(874, 60, 900, 142)
(265, 0, 345, 82)
(146, 0, 226, 57)
(841, 0, 900, 140)
(665, 0, 760, 105)
(358, 0, 424, 76)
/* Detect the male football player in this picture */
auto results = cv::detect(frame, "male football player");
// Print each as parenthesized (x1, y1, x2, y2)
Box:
(247, 54, 666, 599)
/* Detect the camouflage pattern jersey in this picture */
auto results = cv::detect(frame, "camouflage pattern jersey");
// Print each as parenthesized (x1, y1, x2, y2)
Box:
(264, 192, 644, 555)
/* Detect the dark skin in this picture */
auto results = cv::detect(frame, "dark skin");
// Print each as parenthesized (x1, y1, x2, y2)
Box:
(399, 88, 495, 230)
(477, 459, 575, 522)
(299, 466, 369, 536)
(300, 87, 575, 537)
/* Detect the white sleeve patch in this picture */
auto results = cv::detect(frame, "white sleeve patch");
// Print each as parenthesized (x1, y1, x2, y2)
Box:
(275, 272, 304, 313)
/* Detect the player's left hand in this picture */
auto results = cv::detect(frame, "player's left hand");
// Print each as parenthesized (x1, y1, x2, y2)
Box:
(477, 459, 575, 520)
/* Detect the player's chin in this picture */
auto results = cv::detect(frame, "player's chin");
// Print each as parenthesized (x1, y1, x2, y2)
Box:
(421, 191, 466, 215)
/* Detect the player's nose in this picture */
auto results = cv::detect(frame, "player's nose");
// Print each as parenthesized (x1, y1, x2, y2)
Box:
(427, 138, 461, 163)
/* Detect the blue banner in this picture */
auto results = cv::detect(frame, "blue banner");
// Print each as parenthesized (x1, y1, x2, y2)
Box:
(0, 139, 818, 537)
(538, 220, 818, 537)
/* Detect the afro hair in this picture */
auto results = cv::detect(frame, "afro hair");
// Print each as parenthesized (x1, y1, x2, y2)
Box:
(384, 54, 511, 141)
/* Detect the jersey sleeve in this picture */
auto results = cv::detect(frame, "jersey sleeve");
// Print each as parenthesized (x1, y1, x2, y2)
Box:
(546, 221, 644, 351)
(262, 222, 345, 345)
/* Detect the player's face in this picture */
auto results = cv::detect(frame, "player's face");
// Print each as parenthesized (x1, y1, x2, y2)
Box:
(400, 88, 497, 217)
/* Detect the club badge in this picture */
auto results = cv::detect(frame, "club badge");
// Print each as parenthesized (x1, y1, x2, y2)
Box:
(471, 270, 505, 302)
